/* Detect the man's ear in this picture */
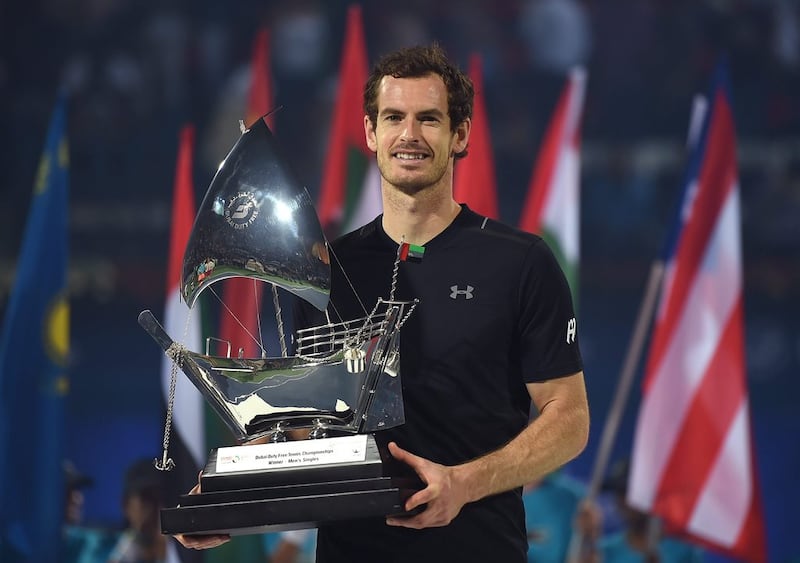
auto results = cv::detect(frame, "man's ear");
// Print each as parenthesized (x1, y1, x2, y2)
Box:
(364, 115, 378, 153)
(452, 117, 471, 155)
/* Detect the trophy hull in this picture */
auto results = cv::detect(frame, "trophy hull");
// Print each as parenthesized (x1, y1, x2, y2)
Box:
(142, 119, 423, 537)
(160, 434, 422, 536)
(139, 298, 413, 442)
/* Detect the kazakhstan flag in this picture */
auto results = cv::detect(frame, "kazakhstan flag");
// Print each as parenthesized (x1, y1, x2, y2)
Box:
(0, 94, 70, 561)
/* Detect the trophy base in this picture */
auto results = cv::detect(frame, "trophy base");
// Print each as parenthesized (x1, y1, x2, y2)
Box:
(160, 434, 422, 536)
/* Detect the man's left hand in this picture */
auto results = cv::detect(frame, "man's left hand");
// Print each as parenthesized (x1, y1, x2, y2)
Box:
(384, 441, 470, 529)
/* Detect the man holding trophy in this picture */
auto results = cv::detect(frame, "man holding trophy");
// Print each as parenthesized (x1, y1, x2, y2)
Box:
(173, 43, 589, 562)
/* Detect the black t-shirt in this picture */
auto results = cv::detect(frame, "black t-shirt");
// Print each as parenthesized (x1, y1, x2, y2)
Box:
(295, 205, 583, 563)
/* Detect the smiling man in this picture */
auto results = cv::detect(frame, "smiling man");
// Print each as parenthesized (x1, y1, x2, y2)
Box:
(176, 43, 589, 563)
(310, 43, 589, 563)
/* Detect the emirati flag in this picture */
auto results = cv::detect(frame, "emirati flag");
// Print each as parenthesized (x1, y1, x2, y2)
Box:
(317, 4, 381, 237)
(453, 53, 499, 219)
(628, 65, 767, 561)
(518, 68, 586, 298)
(160, 125, 205, 474)
(247, 27, 274, 129)
(158, 128, 207, 563)
(217, 25, 275, 359)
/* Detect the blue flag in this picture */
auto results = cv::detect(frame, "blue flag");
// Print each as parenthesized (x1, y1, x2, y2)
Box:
(0, 94, 70, 561)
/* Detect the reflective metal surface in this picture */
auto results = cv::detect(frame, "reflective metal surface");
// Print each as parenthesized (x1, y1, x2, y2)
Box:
(140, 116, 417, 445)
(139, 299, 415, 441)
(181, 116, 330, 311)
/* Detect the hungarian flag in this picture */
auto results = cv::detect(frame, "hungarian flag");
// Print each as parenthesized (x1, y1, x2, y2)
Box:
(628, 66, 767, 562)
(453, 53, 499, 219)
(316, 4, 380, 238)
(217, 26, 274, 359)
(518, 67, 586, 298)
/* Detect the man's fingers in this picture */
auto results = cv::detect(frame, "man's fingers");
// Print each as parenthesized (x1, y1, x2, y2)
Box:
(175, 533, 231, 550)
(187, 471, 203, 495)
(403, 487, 430, 512)
(386, 506, 445, 529)
(386, 514, 425, 529)
(388, 441, 412, 462)
(388, 441, 426, 473)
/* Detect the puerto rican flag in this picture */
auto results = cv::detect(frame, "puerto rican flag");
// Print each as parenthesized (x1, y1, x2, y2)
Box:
(628, 66, 767, 562)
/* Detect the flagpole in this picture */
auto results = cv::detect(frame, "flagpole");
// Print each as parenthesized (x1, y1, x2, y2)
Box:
(566, 259, 665, 562)
(590, 260, 666, 499)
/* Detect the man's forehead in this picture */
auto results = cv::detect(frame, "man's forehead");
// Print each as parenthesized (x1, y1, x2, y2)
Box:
(377, 74, 448, 111)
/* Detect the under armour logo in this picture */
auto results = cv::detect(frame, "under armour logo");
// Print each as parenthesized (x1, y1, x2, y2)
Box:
(566, 317, 577, 344)
(450, 285, 474, 299)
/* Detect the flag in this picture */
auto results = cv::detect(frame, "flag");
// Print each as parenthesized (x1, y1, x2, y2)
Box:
(209, 29, 274, 560)
(160, 125, 205, 489)
(518, 67, 586, 298)
(0, 94, 69, 561)
(453, 53, 499, 219)
(217, 26, 275, 359)
(399, 242, 425, 262)
(159, 126, 206, 563)
(316, 4, 381, 238)
(628, 65, 767, 561)
(246, 27, 275, 130)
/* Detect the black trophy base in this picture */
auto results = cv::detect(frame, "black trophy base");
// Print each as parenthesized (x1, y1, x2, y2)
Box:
(160, 434, 422, 536)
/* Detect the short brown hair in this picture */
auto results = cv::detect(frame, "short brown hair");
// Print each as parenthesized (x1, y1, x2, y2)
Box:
(363, 43, 474, 159)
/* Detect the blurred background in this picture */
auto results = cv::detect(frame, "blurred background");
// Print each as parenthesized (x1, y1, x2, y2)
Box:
(1, 0, 799, 560)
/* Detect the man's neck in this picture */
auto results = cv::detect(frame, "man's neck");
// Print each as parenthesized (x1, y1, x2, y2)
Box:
(381, 186, 461, 246)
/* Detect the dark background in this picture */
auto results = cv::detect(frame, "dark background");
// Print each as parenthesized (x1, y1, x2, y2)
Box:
(1, 0, 798, 560)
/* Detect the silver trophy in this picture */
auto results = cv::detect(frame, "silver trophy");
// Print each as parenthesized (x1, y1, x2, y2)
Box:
(139, 116, 419, 536)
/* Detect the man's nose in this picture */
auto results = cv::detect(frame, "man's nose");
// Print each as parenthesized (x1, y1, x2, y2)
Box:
(400, 119, 420, 141)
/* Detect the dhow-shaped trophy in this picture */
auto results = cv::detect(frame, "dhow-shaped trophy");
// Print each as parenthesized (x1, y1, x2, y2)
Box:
(138, 116, 420, 536)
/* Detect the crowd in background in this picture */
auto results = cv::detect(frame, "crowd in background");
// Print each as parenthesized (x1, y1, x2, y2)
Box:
(2, 0, 799, 281)
(1, 0, 799, 560)
(1, 0, 792, 426)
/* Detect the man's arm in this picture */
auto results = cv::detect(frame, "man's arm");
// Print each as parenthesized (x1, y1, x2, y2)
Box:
(386, 371, 589, 529)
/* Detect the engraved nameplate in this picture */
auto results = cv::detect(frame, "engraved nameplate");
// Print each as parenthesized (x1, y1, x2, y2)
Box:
(215, 435, 369, 473)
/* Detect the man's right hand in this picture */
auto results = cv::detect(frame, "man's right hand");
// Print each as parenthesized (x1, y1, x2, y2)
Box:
(172, 478, 232, 550)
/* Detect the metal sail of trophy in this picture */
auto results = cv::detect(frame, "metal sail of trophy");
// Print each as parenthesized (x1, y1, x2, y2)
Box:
(138, 116, 417, 446)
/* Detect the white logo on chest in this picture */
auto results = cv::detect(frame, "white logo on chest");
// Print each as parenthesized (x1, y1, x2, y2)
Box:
(450, 285, 474, 299)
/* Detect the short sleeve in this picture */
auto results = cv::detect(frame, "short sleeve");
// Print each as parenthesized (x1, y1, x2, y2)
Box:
(517, 239, 583, 383)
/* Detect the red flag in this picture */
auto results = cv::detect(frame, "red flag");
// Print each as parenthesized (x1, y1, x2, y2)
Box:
(453, 53, 498, 219)
(160, 126, 206, 528)
(518, 68, 585, 296)
(628, 68, 767, 562)
(246, 27, 274, 129)
(165, 127, 197, 299)
(316, 4, 376, 237)
(218, 27, 275, 359)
